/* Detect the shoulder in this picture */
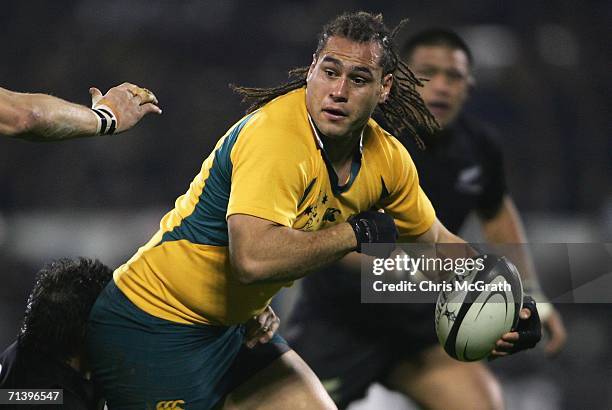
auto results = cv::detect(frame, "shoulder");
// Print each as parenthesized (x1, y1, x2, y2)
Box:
(229, 89, 317, 177)
(366, 118, 416, 169)
(234, 88, 311, 150)
(363, 119, 420, 192)
(247, 88, 308, 133)
(456, 114, 504, 156)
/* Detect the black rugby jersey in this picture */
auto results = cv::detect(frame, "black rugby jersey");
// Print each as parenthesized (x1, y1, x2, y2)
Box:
(401, 114, 506, 232)
(0, 341, 99, 409)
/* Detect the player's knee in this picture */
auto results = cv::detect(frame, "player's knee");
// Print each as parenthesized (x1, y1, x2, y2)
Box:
(385, 348, 504, 410)
(221, 350, 337, 410)
(429, 364, 504, 410)
(461, 364, 504, 410)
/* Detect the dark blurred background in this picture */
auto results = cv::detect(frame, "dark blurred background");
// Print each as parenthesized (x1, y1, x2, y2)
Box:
(0, 1, 610, 409)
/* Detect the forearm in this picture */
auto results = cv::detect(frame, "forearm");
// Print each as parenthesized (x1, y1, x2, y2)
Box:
(482, 196, 538, 281)
(482, 197, 527, 243)
(404, 219, 475, 280)
(229, 217, 357, 284)
(1, 90, 97, 141)
(480, 197, 557, 319)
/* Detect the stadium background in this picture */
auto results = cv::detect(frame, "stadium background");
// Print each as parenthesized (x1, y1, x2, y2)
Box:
(0, 1, 610, 408)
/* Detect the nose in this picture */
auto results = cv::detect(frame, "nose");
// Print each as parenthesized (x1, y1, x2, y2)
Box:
(428, 74, 451, 96)
(330, 77, 348, 102)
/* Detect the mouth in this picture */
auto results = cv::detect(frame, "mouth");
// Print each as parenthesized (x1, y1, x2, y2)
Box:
(426, 101, 451, 117)
(322, 107, 348, 121)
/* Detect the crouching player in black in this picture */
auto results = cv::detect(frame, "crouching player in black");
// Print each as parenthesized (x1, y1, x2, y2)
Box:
(285, 29, 566, 409)
(0, 258, 112, 409)
(0, 257, 280, 409)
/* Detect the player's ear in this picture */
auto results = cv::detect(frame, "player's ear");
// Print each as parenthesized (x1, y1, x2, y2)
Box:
(379, 73, 393, 103)
(467, 73, 476, 91)
(306, 54, 317, 83)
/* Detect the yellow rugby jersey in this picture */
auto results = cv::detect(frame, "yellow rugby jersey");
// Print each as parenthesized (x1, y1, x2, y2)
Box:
(114, 87, 435, 326)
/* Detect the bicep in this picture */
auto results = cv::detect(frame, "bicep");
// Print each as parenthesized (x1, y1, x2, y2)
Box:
(227, 213, 277, 281)
(227, 214, 278, 254)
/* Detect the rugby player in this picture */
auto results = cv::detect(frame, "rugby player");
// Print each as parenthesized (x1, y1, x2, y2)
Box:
(0, 258, 113, 409)
(286, 29, 565, 409)
(0, 257, 280, 409)
(0, 83, 160, 140)
(86, 13, 541, 409)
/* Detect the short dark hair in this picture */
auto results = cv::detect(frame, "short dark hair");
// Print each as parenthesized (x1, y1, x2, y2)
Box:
(17, 257, 112, 361)
(401, 28, 473, 67)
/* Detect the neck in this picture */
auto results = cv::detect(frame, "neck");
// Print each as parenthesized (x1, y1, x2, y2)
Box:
(320, 132, 361, 165)
(307, 115, 365, 179)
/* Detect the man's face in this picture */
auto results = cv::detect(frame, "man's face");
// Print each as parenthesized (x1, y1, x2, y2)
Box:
(306, 36, 392, 140)
(408, 45, 472, 128)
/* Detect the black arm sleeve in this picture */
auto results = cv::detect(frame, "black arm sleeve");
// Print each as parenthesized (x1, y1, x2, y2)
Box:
(475, 126, 507, 220)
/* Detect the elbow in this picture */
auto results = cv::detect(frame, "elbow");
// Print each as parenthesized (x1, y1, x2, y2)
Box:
(9, 106, 42, 138)
(230, 253, 266, 285)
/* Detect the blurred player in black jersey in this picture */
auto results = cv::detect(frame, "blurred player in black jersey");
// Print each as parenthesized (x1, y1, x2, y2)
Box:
(0, 257, 112, 409)
(285, 29, 567, 410)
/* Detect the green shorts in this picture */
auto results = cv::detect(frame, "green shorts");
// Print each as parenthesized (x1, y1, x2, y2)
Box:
(87, 282, 288, 410)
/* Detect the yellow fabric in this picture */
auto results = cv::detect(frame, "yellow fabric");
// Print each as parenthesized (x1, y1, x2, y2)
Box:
(115, 87, 435, 325)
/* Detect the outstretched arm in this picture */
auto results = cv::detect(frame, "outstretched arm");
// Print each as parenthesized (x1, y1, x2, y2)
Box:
(0, 82, 161, 141)
(481, 195, 567, 355)
(228, 214, 357, 285)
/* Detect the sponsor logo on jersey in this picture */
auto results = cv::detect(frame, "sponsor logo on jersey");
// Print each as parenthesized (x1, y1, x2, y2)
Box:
(322, 207, 341, 222)
(156, 400, 185, 410)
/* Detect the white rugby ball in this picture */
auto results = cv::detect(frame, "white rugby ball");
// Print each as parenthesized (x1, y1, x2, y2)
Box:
(435, 255, 523, 361)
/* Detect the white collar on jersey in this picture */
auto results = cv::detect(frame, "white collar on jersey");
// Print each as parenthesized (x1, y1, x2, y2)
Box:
(307, 113, 364, 155)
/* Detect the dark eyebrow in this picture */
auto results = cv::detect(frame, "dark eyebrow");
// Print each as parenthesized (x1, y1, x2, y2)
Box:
(321, 56, 342, 66)
(352, 66, 374, 77)
(321, 56, 374, 77)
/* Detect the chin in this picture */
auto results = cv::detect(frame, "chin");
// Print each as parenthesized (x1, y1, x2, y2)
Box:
(433, 115, 450, 129)
(316, 123, 348, 139)
(436, 120, 450, 129)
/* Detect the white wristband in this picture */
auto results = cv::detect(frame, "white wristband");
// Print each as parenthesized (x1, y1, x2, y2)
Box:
(523, 278, 553, 321)
(91, 104, 117, 135)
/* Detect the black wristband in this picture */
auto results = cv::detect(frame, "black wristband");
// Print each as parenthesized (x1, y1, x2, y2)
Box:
(347, 215, 372, 250)
(347, 210, 398, 257)
(509, 295, 542, 353)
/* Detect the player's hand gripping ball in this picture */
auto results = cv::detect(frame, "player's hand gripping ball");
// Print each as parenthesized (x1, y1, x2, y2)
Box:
(434, 255, 524, 361)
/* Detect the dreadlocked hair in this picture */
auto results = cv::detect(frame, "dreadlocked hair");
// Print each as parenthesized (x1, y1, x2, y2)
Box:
(231, 11, 438, 149)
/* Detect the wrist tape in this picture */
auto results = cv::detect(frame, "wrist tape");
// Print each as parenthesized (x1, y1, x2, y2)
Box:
(522, 277, 553, 320)
(91, 105, 117, 135)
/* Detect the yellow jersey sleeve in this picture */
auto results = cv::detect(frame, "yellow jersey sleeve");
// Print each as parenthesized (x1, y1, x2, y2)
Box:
(227, 115, 310, 227)
(378, 138, 436, 239)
